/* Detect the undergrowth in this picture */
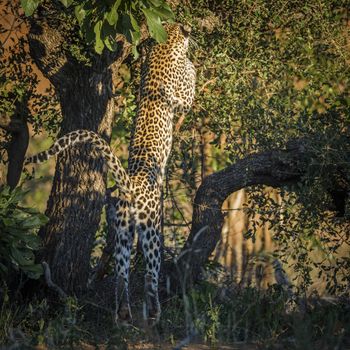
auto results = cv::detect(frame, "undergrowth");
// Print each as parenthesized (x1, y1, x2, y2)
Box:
(1, 282, 349, 349)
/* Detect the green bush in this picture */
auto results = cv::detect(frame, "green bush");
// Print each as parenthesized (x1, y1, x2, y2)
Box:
(0, 185, 47, 280)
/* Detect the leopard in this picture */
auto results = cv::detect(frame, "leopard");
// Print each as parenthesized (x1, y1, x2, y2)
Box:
(25, 23, 196, 325)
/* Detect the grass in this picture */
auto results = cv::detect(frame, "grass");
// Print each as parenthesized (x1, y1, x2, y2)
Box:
(1, 281, 349, 350)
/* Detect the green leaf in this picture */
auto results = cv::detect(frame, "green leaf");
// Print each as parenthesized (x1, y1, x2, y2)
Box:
(105, 0, 122, 26)
(94, 20, 104, 54)
(22, 234, 41, 250)
(2, 217, 16, 227)
(10, 246, 33, 266)
(131, 27, 141, 58)
(104, 36, 118, 52)
(59, 0, 73, 7)
(37, 213, 49, 225)
(20, 0, 41, 16)
(0, 186, 44, 281)
(22, 264, 43, 279)
(102, 21, 119, 51)
(129, 12, 140, 32)
(147, 0, 163, 6)
(19, 206, 41, 215)
(105, 10, 119, 26)
(132, 45, 139, 59)
(8, 187, 28, 205)
(1, 186, 10, 197)
(149, 3, 174, 19)
(142, 8, 167, 43)
(21, 215, 42, 229)
(74, 5, 86, 24)
(131, 29, 141, 47)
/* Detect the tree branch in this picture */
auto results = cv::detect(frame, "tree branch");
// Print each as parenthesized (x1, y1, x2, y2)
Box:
(170, 140, 308, 287)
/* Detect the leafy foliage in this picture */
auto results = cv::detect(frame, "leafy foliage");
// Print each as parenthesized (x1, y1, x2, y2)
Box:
(163, 0, 350, 294)
(0, 2, 61, 136)
(21, 0, 174, 54)
(0, 186, 47, 279)
(2, 1, 350, 347)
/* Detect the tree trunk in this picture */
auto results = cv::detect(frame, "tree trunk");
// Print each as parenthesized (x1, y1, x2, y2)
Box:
(28, 12, 130, 294)
(39, 73, 114, 295)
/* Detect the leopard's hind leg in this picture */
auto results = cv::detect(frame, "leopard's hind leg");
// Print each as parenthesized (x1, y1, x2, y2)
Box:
(110, 198, 135, 324)
(135, 187, 162, 325)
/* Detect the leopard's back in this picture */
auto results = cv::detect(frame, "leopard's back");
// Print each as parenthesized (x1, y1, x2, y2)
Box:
(128, 24, 196, 179)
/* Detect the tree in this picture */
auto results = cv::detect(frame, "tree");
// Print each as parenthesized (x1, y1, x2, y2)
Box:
(2, 0, 349, 302)
(166, 0, 350, 293)
(0, 2, 56, 189)
(1, 0, 174, 294)
(27, 6, 130, 295)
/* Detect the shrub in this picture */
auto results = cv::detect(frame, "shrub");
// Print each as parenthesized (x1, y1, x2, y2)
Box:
(0, 185, 47, 280)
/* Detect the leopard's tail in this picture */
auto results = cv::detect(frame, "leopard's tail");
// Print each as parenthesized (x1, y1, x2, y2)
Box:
(25, 130, 131, 194)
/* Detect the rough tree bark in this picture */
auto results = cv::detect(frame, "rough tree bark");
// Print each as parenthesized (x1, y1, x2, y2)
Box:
(27, 8, 131, 295)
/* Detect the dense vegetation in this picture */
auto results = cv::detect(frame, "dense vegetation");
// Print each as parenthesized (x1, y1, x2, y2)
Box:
(1, 0, 349, 348)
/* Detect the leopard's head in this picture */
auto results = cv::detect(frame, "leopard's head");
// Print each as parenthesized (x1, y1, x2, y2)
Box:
(162, 23, 192, 52)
